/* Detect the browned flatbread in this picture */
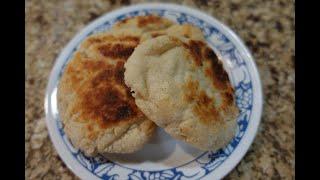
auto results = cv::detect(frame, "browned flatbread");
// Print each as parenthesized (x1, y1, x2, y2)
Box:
(57, 16, 175, 156)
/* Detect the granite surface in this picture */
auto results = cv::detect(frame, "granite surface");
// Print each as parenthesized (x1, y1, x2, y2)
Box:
(25, 0, 295, 179)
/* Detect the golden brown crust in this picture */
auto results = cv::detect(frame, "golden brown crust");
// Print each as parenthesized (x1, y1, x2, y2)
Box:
(183, 80, 220, 124)
(58, 28, 163, 155)
(183, 40, 234, 123)
(113, 15, 174, 32)
(193, 94, 219, 124)
(116, 15, 170, 28)
(203, 47, 230, 89)
(64, 54, 144, 130)
(182, 39, 231, 90)
(184, 80, 199, 102)
(98, 43, 136, 59)
(182, 39, 235, 114)
(137, 15, 164, 27)
(183, 40, 205, 66)
(67, 37, 136, 129)
(87, 35, 140, 44)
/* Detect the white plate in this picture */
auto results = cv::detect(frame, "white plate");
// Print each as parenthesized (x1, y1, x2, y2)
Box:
(45, 3, 263, 180)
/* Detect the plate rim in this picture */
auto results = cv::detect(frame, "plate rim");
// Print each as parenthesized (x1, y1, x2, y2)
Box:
(44, 3, 263, 180)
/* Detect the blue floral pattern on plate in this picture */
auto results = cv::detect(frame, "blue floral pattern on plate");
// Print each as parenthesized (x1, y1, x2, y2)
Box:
(55, 8, 254, 180)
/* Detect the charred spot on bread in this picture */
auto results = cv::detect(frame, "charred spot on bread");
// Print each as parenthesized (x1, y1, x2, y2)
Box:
(114, 61, 126, 84)
(68, 57, 142, 129)
(137, 15, 163, 27)
(88, 35, 139, 44)
(183, 40, 205, 66)
(98, 43, 136, 59)
(184, 80, 220, 124)
(204, 47, 230, 89)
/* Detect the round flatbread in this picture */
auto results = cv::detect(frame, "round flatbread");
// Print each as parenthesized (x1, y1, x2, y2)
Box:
(57, 16, 175, 156)
(124, 35, 239, 151)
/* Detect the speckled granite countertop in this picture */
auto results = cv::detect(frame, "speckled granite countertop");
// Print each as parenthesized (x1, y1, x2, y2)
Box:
(25, 0, 294, 179)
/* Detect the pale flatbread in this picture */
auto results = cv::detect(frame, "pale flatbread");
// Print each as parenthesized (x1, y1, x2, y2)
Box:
(124, 35, 238, 151)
